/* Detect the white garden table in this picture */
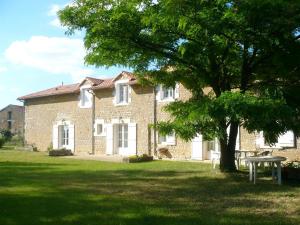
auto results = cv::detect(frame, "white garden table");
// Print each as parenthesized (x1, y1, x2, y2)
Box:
(245, 156, 286, 185)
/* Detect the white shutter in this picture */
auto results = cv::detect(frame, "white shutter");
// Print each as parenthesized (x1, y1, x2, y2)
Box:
(167, 132, 176, 145)
(93, 122, 97, 136)
(115, 85, 120, 104)
(68, 124, 75, 152)
(106, 124, 113, 155)
(87, 90, 93, 107)
(128, 85, 131, 103)
(155, 85, 161, 101)
(174, 83, 180, 99)
(235, 127, 240, 150)
(278, 131, 294, 147)
(128, 123, 137, 155)
(53, 125, 59, 149)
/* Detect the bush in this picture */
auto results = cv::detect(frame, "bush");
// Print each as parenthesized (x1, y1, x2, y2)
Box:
(7, 135, 24, 147)
(47, 143, 53, 152)
(125, 154, 153, 163)
(0, 130, 13, 142)
(0, 137, 5, 148)
(49, 149, 73, 156)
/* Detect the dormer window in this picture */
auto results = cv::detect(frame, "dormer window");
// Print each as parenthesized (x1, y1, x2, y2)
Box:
(114, 80, 131, 105)
(118, 84, 129, 103)
(79, 85, 92, 108)
(162, 87, 174, 100)
(156, 84, 179, 102)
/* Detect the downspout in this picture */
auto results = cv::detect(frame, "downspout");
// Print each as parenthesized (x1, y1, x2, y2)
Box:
(19, 99, 25, 146)
(153, 86, 157, 157)
(89, 89, 96, 155)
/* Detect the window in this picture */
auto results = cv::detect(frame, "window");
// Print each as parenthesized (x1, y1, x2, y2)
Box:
(158, 132, 176, 145)
(118, 124, 128, 148)
(156, 84, 179, 102)
(94, 119, 105, 136)
(79, 86, 92, 108)
(208, 140, 215, 151)
(8, 121, 12, 130)
(97, 124, 103, 135)
(59, 125, 69, 147)
(158, 134, 167, 144)
(8, 111, 12, 120)
(116, 84, 129, 104)
(257, 131, 295, 148)
(162, 87, 174, 100)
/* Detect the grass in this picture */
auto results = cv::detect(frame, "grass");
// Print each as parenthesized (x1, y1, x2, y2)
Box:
(0, 148, 299, 225)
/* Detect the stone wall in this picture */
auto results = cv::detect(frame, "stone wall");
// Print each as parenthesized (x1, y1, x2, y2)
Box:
(156, 84, 193, 159)
(94, 84, 155, 155)
(0, 105, 24, 135)
(24, 94, 93, 153)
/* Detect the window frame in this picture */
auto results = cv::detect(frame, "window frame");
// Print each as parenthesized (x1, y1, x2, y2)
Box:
(114, 80, 130, 106)
(156, 84, 179, 102)
(118, 123, 128, 148)
(94, 119, 106, 137)
(158, 131, 176, 146)
(257, 131, 295, 149)
(79, 85, 93, 108)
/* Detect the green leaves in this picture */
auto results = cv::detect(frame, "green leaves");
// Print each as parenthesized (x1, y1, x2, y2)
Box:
(59, 0, 300, 163)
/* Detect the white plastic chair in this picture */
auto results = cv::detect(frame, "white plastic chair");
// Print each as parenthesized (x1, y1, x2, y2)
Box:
(211, 150, 220, 169)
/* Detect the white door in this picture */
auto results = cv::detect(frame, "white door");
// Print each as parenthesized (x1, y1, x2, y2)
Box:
(58, 125, 69, 149)
(191, 134, 203, 160)
(117, 124, 129, 155)
(106, 124, 113, 155)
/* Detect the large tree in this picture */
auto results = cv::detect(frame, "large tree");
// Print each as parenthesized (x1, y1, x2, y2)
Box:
(59, 0, 300, 171)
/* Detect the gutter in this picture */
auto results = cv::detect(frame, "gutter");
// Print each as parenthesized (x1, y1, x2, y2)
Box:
(153, 86, 157, 157)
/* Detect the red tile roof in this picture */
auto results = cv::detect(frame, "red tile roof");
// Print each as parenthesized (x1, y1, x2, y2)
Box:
(92, 78, 115, 90)
(18, 71, 138, 100)
(18, 83, 80, 100)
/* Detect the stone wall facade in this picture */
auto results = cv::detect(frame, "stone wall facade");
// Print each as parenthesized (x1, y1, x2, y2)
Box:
(23, 78, 299, 161)
(24, 94, 93, 153)
(0, 105, 24, 136)
(93, 84, 155, 155)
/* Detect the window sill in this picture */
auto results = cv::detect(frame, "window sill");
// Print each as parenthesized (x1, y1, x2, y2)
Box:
(259, 145, 284, 149)
(114, 102, 129, 106)
(158, 143, 176, 146)
(94, 133, 106, 137)
(79, 105, 92, 109)
(157, 98, 175, 103)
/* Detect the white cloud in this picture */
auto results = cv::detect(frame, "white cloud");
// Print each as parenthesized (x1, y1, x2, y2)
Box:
(0, 66, 7, 73)
(48, 3, 76, 29)
(48, 4, 65, 28)
(5, 36, 93, 82)
(48, 4, 61, 16)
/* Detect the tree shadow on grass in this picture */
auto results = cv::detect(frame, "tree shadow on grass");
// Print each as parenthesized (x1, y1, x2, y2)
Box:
(0, 160, 299, 225)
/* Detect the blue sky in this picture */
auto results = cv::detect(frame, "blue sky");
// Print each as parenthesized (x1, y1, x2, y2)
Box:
(0, 0, 129, 109)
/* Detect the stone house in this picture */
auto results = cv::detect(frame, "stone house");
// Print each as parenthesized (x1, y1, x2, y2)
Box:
(18, 71, 299, 160)
(0, 104, 24, 136)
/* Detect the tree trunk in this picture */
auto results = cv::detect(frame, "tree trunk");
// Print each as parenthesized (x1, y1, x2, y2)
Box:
(219, 121, 239, 172)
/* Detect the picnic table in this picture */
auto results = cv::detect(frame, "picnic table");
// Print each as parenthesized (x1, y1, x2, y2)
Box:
(245, 156, 286, 185)
(235, 150, 259, 169)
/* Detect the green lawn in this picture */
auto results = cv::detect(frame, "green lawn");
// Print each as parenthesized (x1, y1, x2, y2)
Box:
(0, 149, 299, 225)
